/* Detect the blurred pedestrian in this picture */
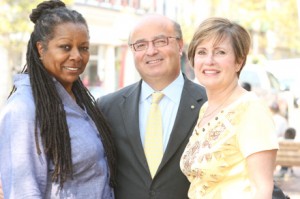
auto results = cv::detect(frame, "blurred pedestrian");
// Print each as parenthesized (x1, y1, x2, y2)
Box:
(270, 101, 288, 139)
(278, 127, 297, 177)
(97, 14, 207, 199)
(285, 127, 296, 140)
(180, 17, 279, 198)
(0, 0, 116, 198)
(241, 81, 251, 91)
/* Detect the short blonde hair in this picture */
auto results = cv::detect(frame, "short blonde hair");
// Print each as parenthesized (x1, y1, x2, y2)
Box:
(187, 17, 251, 77)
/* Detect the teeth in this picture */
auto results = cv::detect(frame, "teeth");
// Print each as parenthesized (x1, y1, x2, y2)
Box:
(147, 59, 162, 64)
(64, 67, 79, 71)
(204, 70, 217, 74)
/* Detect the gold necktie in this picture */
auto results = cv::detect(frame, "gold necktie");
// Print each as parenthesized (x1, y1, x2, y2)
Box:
(144, 92, 164, 178)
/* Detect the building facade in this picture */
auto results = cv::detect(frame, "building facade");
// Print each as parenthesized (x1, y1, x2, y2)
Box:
(72, 0, 189, 95)
(0, 0, 205, 109)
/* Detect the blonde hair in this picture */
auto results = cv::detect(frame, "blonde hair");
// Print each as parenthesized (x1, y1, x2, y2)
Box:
(188, 17, 251, 77)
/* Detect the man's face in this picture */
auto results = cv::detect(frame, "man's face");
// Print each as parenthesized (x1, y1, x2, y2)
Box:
(129, 16, 183, 90)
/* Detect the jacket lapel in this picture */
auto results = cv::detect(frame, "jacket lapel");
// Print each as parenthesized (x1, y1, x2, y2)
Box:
(118, 81, 150, 172)
(159, 78, 205, 170)
(118, 78, 206, 176)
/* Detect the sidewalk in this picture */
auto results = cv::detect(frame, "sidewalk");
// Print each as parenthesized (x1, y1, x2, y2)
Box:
(274, 166, 300, 198)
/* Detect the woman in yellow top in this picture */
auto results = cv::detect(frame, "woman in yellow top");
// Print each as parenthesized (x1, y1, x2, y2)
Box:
(180, 17, 278, 199)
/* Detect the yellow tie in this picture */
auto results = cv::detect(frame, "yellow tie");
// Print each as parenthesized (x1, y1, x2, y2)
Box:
(144, 92, 164, 178)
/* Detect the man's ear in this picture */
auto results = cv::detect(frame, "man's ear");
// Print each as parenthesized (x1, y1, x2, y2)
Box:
(178, 39, 184, 50)
(36, 41, 44, 58)
(178, 39, 184, 56)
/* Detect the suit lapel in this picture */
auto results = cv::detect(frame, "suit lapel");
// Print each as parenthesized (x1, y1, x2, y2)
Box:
(118, 78, 206, 176)
(119, 81, 150, 172)
(159, 78, 205, 170)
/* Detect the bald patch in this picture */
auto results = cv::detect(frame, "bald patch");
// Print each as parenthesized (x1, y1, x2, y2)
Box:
(129, 14, 175, 43)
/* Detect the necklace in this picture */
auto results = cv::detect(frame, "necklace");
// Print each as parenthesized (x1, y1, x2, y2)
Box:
(202, 98, 227, 119)
(202, 85, 238, 119)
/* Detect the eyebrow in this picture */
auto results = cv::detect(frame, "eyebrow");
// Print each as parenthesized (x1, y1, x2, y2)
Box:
(133, 35, 167, 43)
(196, 45, 227, 50)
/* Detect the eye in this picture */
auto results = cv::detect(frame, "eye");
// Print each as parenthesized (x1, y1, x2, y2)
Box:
(154, 38, 167, 46)
(196, 50, 206, 55)
(134, 42, 147, 50)
(60, 45, 71, 51)
(80, 46, 89, 52)
(215, 50, 226, 55)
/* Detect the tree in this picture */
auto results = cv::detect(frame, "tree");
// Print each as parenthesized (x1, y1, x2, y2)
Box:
(218, 0, 300, 60)
(0, 0, 73, 110)
(0, 0, 73, 72)
(176, 0, 300, 61)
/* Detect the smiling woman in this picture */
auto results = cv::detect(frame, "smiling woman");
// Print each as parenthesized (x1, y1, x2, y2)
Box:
(36, 22, 90, 93)
(181, 17, 282, 199)
(0, 0, 116, 198)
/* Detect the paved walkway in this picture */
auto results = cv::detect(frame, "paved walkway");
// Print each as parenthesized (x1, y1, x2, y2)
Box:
(274, 166, 300, 198)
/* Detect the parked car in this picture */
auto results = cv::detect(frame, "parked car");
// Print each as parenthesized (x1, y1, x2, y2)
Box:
(239, 64, 289, 118)
(266, 60, 300, 108)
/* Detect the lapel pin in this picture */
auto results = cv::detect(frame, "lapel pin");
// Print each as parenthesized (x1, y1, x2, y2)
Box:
(191, 105, 195, 109)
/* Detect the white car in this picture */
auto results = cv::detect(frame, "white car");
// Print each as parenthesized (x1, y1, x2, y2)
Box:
(239, 64, 289, 118)
(266, 60, 300, 108)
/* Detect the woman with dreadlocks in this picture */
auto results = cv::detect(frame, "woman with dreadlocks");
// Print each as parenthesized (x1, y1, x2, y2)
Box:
(0, 0, 116, 198)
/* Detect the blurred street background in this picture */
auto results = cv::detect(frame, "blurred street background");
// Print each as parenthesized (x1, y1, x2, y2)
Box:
(1, 0, 300, 197)
(2, 1, 300, 110)
(274, 166, 300, 198)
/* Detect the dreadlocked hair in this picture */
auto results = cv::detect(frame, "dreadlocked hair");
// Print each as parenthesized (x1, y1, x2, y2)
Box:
(16, 0, 117, 188)
(72, 80, 117, 187)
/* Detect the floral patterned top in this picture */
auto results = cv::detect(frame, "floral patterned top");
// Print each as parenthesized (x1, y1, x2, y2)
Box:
(180, 92, 278, 199)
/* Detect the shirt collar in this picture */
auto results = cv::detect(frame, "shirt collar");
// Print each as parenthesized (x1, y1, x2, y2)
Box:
(14, 73, 85, 112)
(140, 73, 184, 104)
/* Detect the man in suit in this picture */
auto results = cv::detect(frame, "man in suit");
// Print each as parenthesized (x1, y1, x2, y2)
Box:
(97, 14, 207, 199)
(97, 14, 287, 199)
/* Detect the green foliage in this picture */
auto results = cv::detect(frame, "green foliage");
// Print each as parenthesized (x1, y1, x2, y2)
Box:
(0, 0, 74, 46)
(0, 0, 74, 72)
(177, 0, 300, 59)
